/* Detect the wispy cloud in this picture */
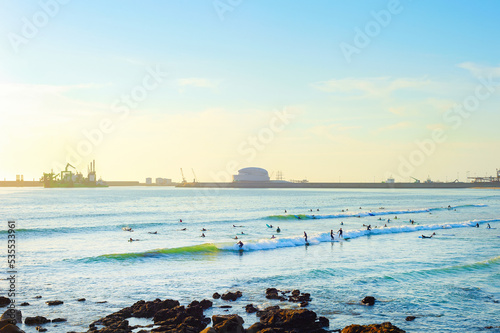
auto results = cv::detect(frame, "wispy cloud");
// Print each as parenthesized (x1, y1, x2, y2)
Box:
(458, 62, 500, 78)
(312, 77, 433, 99)
(373, 121, 411, 134)
(177, 78, 219, 91)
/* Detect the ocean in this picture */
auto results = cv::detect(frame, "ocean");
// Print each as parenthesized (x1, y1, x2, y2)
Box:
(1, 187, 499, 332)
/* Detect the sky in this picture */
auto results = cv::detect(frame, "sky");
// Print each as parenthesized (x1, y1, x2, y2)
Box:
(0, 0, 499, 182)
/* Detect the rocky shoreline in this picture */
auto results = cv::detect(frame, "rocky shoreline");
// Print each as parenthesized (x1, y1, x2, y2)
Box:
(0, 291, 409, 333)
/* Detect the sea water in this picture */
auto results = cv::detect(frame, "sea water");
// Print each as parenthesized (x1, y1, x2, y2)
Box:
(0, 187, 499, 332)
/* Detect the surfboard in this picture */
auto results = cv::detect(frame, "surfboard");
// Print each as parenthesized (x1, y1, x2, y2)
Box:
(369, 213, 375, 216)
(266, 224, 273, 228)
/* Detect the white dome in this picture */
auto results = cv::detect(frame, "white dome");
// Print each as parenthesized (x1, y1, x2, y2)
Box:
(233, 167, 270, 182)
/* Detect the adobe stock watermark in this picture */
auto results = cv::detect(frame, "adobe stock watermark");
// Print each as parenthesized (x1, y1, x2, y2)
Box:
(339, 0, 407, 64)
(8, 0, 71, 54)
(392, 74, 499, 180)
(5, 221, 18, 325)
(51, 65, 167, 173)
(213, 0, 243, 21)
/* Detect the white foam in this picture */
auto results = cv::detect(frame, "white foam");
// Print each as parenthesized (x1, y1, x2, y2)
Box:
(222, 218, 500, 252)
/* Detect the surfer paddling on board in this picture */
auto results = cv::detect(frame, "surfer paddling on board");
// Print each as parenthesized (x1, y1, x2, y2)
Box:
(338, 228, 343, 238)
(421, 232, 436, 238)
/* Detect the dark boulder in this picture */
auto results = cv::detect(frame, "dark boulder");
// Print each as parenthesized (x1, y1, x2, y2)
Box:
(0, 298, 10, 308)
(341, 322, 405, 333)
(0, 309, 22, 325)
(200, 299, 213, 310)
(77, 298, 86, 302)
(405, 316, 416, 322)
(52, 318, 67, 323)
(318, 316, 329, 327)
(46, 300, 63, 306)
(34, 296, 42, 299)
(265, 288, 281, 300)
(35, 327, 47, 332)
(212, 314, 244, 333)
(256, 308, 327, 332)
(0, 322, 25, 333)
(245, 304, 258, 313)
(221, 292, 242, 302)
(213, 293, 221, 300)
(25, 317, 50, 325)
(19, 303, 29, 307)
(361, 296, 376, 306)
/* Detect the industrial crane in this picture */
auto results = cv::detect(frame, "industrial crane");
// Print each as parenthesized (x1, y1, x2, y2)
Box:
(410, 177, 420, 183)
(191, 169, 198, 183)
(180, 168, 187, 183)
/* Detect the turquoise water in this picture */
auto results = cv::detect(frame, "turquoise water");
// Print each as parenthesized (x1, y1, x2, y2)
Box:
(1, 187, 499, 332)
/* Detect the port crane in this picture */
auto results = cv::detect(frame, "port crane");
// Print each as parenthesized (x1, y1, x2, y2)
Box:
(410, 177, 420, 183)
(191, 169, 198, 183)
(180, 168, 187, 183)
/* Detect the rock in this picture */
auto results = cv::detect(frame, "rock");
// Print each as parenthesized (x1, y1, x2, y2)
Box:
(221, 292, 242, 302)
(96, 301, 107, 304)
(266, 288, 281, 300)
(52, 318, 67, 322)
(245, 304, 258, 313)
(25, 317, 50, 325)
(0, 309, 22, 325)
(291, 290, 300, 297)
(318, 316, 329, 328)
(220, 305, 232, 309)
(35, 327, 47, 332)
(212, 314, 244, 333)
(19, 303, 29, 307)
(34, 296, 42, 299)
(0, 322, 25, 333)
(0, 298, 10, 308)
(361, 296, 376, 306)
(341, 322, 405, 333)
(246, 322, 266, 333)
(46, 300, 63, 306)
(299, 301, 309, 307)
(405, 316, 416, 322)
(200, 328, 217, 333)
(200, 299, 213, 310)
(257, 308, 327, 332)
(213, 293, 221, 299)
(77, 298, 86, 302)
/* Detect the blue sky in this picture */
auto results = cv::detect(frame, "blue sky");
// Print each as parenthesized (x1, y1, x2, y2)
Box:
(1, 0, 499, 182)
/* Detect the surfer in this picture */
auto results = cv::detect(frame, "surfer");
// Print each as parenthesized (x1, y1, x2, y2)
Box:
(340, 221, 344, 225)
(148, 231, 157, 234)
(378, 218, 382, 221)
(338, 228, 343, 238)
(241, 231, 245, 234)
(128, 238, 138, 242)
(421, 233, 436, 239)
(285, 210, 287, 213)
(179, 219, 183, 223)
(234, 236, 238, 239)
(201, 233, 205, 237)
(181, 228, 187, 231)
(476, 223, 479, 228)
(330, 230, 334, 240)
(366, 225, 372, 231)
(276, 226, 281, 233)
(304, 231, 308, 243)
(268, 224, 273, 228)
(201, 228, 207, 231)
(297, 216, 301, 220)
(271, 235, 276, 239)
(487, 223, 491, 229)
(237, 241, 244, 249)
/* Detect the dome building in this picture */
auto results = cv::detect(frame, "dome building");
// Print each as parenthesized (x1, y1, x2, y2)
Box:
(233, 167, 270, 182)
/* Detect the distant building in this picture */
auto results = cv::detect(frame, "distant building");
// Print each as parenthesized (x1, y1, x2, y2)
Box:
(146, 178, 152, 184)
(233, 167, 270, 182)
(156, 178, 172, 185)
